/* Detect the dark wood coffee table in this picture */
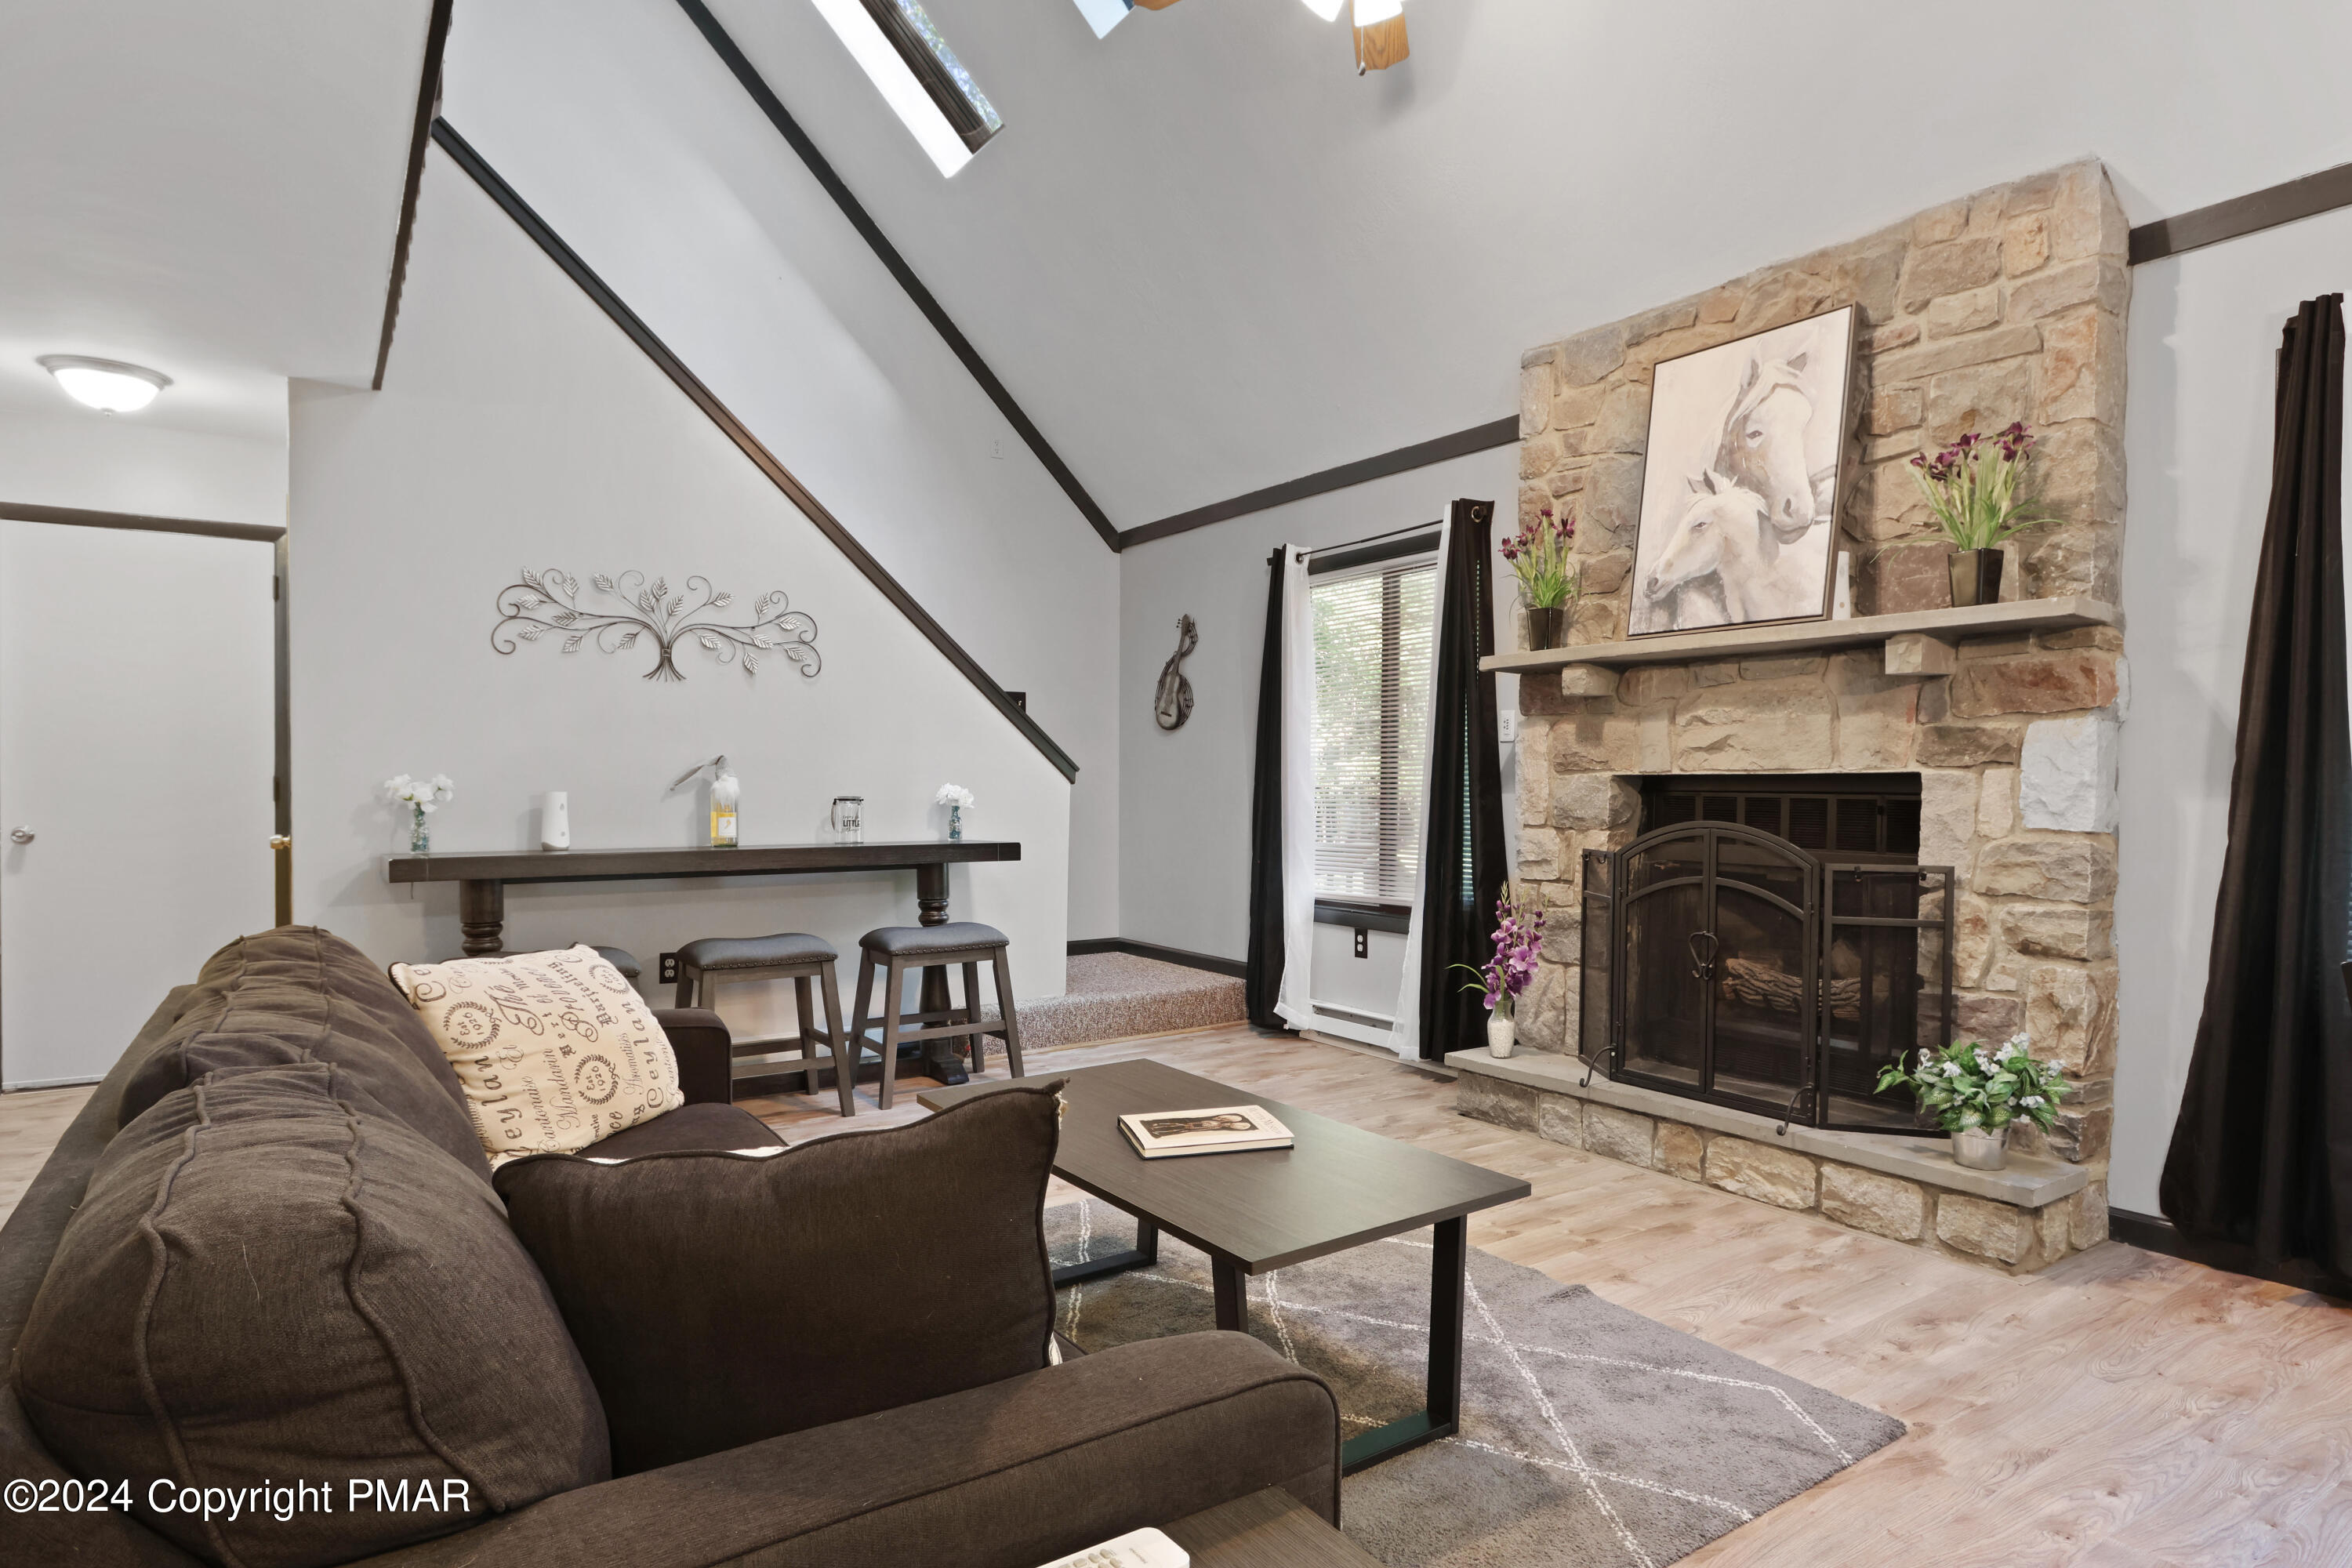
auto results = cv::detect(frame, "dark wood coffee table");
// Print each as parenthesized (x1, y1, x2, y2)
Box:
(919, 1058, 1530, 1472)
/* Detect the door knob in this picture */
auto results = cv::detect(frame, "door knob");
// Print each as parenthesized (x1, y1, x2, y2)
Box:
(8, 827, 31, 844)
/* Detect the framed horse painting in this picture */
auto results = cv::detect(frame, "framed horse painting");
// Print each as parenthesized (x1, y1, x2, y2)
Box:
(1626, 303, 1857, 636)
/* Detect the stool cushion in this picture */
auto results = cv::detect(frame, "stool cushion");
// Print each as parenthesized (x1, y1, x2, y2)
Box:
(677, 932, 838, 971)
(859, 922, 1008, 957)
(583, 944, 644, 981)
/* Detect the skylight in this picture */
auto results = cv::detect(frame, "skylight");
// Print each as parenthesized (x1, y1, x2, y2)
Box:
(809, 0, 1003, 177)
(1071, 0, 1132, 37)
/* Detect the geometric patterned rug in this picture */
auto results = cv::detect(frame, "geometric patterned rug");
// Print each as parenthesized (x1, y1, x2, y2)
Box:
(1046, 1200, 1903, 1567)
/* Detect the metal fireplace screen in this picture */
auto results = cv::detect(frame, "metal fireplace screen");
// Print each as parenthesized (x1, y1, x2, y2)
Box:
(1579, 803, 1952, 1134)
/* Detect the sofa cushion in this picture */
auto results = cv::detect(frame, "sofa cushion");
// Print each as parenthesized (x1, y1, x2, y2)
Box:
(14, 1062, 609, 1568)
(390, 946, 684, 1167)
(494, 1081, 1062, 1475)
(120, 926, 492, 1182)
(352, 1333, 1341, 1568)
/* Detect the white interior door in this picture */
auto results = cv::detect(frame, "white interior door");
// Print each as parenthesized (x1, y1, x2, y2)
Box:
(1, 521, 276, 1089)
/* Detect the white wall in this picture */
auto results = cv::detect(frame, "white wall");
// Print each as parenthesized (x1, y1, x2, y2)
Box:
(289, 150, 1069, 1029)
(2110, 208, 2352, 1216)
(438, 0, 1121, 938)
(707, 0, 2352, 527)
(1117, 444, 1518, 964)
(0, 396, 285, 528)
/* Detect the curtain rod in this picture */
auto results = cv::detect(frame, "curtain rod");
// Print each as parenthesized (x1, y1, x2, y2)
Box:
(1303, 518, 1443, 561)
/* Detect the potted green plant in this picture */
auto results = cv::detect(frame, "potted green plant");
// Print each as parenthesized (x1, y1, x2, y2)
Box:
(1875, 1033, 2068, 1171)
(1908, 422, 2054, 608)
(1501, 505, 1584, 649)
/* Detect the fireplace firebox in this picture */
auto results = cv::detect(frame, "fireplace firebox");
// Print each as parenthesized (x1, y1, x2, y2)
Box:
(1578, 775, 1953, 1133)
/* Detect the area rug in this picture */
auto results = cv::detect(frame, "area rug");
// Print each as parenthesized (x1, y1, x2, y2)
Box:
(1047, 1200, 1902, 1568)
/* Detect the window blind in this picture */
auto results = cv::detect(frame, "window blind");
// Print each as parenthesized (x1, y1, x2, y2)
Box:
(1311, 557, 1437, 905)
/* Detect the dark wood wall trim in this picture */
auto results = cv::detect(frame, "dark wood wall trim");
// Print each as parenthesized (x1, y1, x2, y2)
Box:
(1067, 937, 1247, 979)
(375, 0, 456, 392)
(670, 0, 1118, 553)
(0, 501, 285, 544)
(2129, 160, 2352, 266)
(1120, 417, 1518, 550)
(428, 120, 1078, 782)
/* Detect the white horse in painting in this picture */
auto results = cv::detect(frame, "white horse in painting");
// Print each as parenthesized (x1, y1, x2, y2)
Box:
(1642, 471, 1825, 626)
(1712, 350, 1837, 561)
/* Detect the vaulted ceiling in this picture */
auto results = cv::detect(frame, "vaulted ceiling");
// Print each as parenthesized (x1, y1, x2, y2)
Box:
(0, 2, 434, 445)
(703, 0, 2352, 527)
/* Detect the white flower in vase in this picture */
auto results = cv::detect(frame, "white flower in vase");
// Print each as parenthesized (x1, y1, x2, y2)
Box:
(385, 772, 455, 852)
(935, 783, 974, 842)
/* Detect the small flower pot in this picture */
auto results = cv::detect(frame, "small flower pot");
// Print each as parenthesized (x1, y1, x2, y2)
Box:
(1948, 548, 2005, 608)
(1486, 1012, 1517, 1059)
(1951, 1126, 2009, 1171)
(1525, 605, 1567, 651)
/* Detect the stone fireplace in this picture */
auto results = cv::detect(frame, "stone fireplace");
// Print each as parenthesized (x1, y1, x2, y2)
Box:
(1454, 158, 2129, 1273)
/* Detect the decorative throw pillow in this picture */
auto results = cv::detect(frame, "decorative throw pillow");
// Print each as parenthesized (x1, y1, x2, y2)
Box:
(494, 1082, 1064, 1475)
(15, 1063, 609, 1568)
(390, 944, 683, 1165)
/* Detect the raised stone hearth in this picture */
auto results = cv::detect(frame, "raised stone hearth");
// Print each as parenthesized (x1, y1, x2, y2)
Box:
(1496, 159, 2130, 1269)
(1450, 1050, 2096, 1273)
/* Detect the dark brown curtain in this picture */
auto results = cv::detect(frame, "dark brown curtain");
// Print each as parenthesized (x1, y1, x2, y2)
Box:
(2159, 294, 2352, 1281)
(1243, 546, 1291, 1032)
(1413, 499, 1506, 1061)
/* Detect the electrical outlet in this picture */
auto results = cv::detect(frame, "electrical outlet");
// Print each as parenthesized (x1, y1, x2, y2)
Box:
(1353, 927, 1369, 959)
(659, 951, 679, 985)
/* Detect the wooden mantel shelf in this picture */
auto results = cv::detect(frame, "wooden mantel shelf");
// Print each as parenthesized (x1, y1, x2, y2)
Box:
(1479, 596, 2121, 674)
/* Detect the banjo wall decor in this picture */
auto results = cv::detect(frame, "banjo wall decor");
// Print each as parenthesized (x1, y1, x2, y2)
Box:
(492, 568, 821, 682)
(1154, 613, 1197, 730)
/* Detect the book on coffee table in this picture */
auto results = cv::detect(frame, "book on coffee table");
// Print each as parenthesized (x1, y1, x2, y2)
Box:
(1117, 1105, 1293, 1159)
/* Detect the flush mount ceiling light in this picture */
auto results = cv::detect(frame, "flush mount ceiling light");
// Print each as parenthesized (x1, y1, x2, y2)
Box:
(1349, 0, 1408, 71)
(808, 0, 1001, 177)
(1098, 0, 1402, 71)
(38, 355, 172, 414)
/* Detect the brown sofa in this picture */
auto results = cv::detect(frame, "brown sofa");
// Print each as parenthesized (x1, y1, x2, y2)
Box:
(0, 927, 1340, 1568)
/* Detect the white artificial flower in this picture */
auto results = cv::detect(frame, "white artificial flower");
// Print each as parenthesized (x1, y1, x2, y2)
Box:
(2020, 1094, 2045, 1108)
(2002, 1037, 2029, 1060)
(935, 783, 975, 809)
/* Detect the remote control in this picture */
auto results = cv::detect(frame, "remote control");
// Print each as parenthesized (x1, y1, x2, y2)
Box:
(1033, 1525, 1189, 1568)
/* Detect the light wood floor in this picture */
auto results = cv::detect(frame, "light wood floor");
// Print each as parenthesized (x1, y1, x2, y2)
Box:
(9, 1032, 2350, 1565)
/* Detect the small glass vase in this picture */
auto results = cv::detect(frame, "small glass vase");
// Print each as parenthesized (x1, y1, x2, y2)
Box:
(1525, 604, 1566, 651)
(948, 803, 963, 842)
(409, 805, 430, 855)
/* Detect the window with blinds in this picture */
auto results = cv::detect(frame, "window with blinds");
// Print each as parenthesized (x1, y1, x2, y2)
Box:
(1312, 554, 1438, 906)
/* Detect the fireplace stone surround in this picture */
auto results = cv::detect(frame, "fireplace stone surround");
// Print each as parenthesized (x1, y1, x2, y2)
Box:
(1451, 159, 2129, 1272)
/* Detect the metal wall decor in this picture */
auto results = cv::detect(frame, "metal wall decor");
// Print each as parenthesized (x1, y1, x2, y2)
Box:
(1154, 613, 1197, 730)
(492, 568, 819, 682)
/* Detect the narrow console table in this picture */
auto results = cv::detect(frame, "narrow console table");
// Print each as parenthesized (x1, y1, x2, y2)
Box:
(384, 840, 1022, 1083)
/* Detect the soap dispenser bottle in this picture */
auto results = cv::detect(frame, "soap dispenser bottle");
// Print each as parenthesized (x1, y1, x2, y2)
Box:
(708, 758, 740, 848)
(670, 755, 742, 848)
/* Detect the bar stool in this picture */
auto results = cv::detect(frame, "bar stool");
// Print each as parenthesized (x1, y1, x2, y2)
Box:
(579, 945, 644, 984)
(849, 922, 1024, 1109)
(673, 933, 856, 1117)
